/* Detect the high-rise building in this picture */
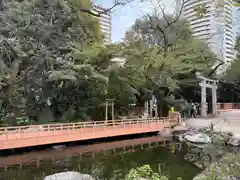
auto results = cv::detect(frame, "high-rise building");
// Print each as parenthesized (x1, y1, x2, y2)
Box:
(178, 0, 235, 72)
(92, 5, 112, 42)
(233, 4, 240, 58)
(233, 4, 240, 35)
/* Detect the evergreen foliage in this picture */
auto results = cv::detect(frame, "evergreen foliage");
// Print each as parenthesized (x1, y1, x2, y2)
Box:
(0, 0, 219, 125)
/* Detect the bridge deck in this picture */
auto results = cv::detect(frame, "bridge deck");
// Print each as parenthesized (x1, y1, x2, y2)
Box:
(0, 118, 175, 150)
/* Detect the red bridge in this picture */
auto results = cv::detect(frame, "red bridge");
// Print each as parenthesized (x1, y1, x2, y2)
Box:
(0, 117, 178, 150)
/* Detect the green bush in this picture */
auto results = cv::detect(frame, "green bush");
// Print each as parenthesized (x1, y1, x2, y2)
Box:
(126, 165, 183, 180)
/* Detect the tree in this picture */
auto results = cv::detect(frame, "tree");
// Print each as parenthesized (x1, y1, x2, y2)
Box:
(52, 43, 142, 121)
(0, 0, 103, 124)
(123, 14, 216, 115)
(218, 35, 240, 103)
(0, 0, 220, 124)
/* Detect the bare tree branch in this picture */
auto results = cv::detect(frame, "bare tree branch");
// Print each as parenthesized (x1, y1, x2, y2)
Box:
(208, 60, 224, 77)
(168, 0, 184, 26)
(0, 0, 4, 11)
(145, 0, 185, 56)
(146, 13, 168, 56)
(79, 0, 135, 17)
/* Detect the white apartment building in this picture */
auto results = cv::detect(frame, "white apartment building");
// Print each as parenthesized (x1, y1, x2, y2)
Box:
(233, 4, 240, 35)
(179, 0, 235, 72)
(93, 5, 112, 43)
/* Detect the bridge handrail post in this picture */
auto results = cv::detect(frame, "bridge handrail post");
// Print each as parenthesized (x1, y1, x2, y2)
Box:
(53, 126, 55, 135)
(5, 128, 8, 140)
(37, 126, 40, 137)
(103, 121, 106, 130)
(93, 122, 96, 132)
(18, 127, 21, 139)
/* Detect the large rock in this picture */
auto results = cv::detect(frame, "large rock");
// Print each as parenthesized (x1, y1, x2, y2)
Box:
(44, 171, 95, 180)
(172, 125, 188, 133)
(211, 133, 226, 145)
(184, 133, 211, 144)
(228, 137, 240, 147)
(194, 174, 239, 180)
(177, 134, 186, 142)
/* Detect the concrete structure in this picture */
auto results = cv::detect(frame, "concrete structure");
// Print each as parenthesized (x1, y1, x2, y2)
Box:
(233, 3, 240, 35)
(233, 3, 240, 58)
(93, 5, 112, 42)
(196, 73, 218, 117)
(178, 0, 235, 72)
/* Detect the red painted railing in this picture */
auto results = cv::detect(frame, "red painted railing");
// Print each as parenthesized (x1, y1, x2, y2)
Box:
(0, 117, 178, 150)
(0, 117, 175, 141)
(217, 103, 240, 110)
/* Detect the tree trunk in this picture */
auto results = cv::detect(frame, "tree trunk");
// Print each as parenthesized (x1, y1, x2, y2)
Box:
(0, 0, 4, 11)
(36, 105, 54, 124)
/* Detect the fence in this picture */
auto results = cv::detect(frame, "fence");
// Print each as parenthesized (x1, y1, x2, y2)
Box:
(217, 103, 240, 110)
(0, 117, 175, 141)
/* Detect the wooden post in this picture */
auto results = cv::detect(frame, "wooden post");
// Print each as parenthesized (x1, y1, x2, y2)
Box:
(18, 127, 21, 139)
(150, 99, 153, 117)
(5, 128, 7, 140)
(200, 80, 207, 117)
(212, 85, 217, 116)
(197, 73, 218, 117)
(105, 100, 108, 123)
(111, 101, 114, 120)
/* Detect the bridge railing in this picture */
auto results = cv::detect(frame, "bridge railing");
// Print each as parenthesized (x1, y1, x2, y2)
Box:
(217, 103, 240, 110)
(0, 117, 174, 140)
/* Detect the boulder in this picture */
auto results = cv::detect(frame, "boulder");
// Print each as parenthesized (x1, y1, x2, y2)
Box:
(158, 128, 172, 138)
(194, 175, 239, 180)
(211, 133, 226, 145)
(228, 138, 240, 147)
(184, 133, 211, 144)
(177, 135, 186, 142)
(172, 125, 188, 133)
(44, 171, 95, 180)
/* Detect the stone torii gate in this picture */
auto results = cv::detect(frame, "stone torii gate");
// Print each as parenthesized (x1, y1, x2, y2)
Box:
(196, 73, 218, 117)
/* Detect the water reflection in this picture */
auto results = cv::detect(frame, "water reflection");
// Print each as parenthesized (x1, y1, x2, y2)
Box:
(0, 136, 200, 180)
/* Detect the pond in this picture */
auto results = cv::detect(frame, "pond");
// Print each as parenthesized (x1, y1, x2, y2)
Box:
(0, 136, 201, 180)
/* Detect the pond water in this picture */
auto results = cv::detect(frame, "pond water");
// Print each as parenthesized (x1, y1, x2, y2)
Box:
(0, 136, 201, 180)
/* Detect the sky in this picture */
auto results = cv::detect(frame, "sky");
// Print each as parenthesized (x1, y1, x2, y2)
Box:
(93, 0, 175, 42)
(233, 7, 240, 35)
